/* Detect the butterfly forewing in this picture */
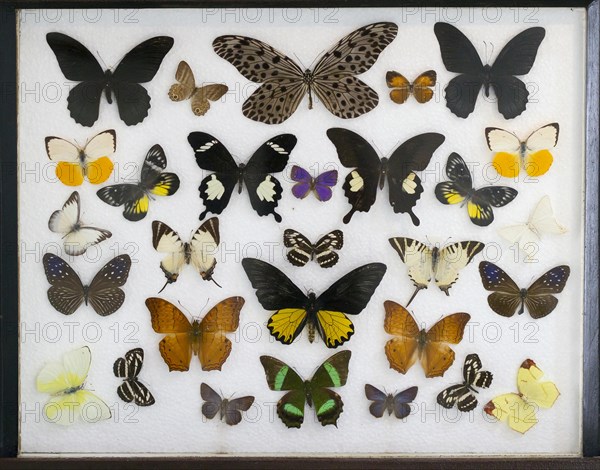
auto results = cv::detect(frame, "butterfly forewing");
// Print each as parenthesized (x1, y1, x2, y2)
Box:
(43, 253, 86, 315)
(113, 348, 144, 379)
(283, 229, 314, 267)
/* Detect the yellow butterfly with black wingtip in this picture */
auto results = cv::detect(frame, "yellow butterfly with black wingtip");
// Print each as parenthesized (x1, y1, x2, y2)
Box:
(242, 258, 386, 348)
(97, 144, 180, 221)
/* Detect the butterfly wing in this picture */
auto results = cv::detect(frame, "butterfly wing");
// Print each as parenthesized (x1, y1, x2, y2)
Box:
(190, 84, 229, 116)
(463, 353, 493, 389)
(434, 241, 485, 294)
(37, 346, 91, 395)
(87, 255, 132, 316)
(364, 384, 389, 418)
(518, 359, 560, 408)
(412, 71, 437, 103)
(523, 123, 559, 177)
(478, 261, 523, 317)
(393, 386, 418, 419)
(223, 396, 255, 426)
(151, 221, 186, 286)
(42, 253, 85, 315)
(198, 297, 243, 371)
(524, 265, 570, 319)
(386, 71, 411, 104)
(388, 237, 434, 299)
(80, 129, 116, 184)
(484, 393, 537, 434)
(468, 186, 518, 227)
(490, 28, 545, 119)
(313, 230, 344, 268)
(314, 263, 386, 348)
(383, 301, 421, 374)
(290, 165, 313, 200)
(113, 348, 144, 379)
(387, 132, 445, 225)
(326, 128, 381, 224)
(49, 190, 80, 234)
(437, 384, 473, 411)
(309, 350, 351, 426)
(140, 144, 180, 198)
(244, 134, 297, 222)
(189, 217, 220, 282)
(435, 153, 473, 206)
(200, 382, 222, 420)
(313, 170, 338, 202)
(96, 183, 147, 221)
(283, 229, 314, 267)
(117, 380, 155, 407)
(529, 195, 566, 235)
(169, 60, 196, 101)
(45, 136, 83, 186)
(422, 312, 471, 378)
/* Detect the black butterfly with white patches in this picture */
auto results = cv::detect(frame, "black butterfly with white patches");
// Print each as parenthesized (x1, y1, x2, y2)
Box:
(188, 132, 297, 222)
(113, 348, 155, 407)
(327, 128, 445, 225)
(437, 354, 493, 412)
(201, 383, 255, 426)
(283, 229, 343, 268)
(42, 253, 131, 316)
(364, 384, 418, 419)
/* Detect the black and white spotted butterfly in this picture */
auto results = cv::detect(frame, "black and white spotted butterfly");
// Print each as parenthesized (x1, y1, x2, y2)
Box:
(188, 132, 297, 222)
(42, 253, 131, 316)
(113, 348, 155, 407)
(201, 383, 255, 426)
(283, 229, 343, 268)
(212, 22, 398, 124)
(437, 354, 493, 412)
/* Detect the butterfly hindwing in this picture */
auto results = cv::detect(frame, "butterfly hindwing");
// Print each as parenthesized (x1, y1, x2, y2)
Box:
(42, 253, 85, 315)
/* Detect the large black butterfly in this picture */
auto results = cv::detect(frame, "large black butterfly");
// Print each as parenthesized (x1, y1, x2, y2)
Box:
(46, 33, 173, 126)
(283, 229, 343, 268)
(200, 383, 255, 426)
(113, 348, 155, 406)
(437, 353, 493, 412)
(188, 132, 297, 222)
(326, 128, 445, 225)
(42, 253, 131, 316)
(97, 144, 180, 222)
(479, 261, 570, 318)
(364, 384, 418, 419)
(433, 23, 545, 119)
(242, 258, 386, 348)
(435, 153, 518, 226)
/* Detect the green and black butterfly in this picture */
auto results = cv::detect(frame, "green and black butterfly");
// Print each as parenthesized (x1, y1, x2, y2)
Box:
(260, 350, 351, 428)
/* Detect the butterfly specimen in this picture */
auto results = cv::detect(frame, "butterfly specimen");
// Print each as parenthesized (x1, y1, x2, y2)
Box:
(113, 348, 155, 407)
(48, 191, 112, 257)
(364, 384, 418, 419)
(384, 300, 470, 378)
(478, 261, 570, 318)
(260, 350, 351, 428)
(45, 129, 116, 186)
(146, 296, 244, 372)
(43, 253, 131, 316)
(498, 196, 566, 257)
(486, 123, 559, 178)
(437, 354, 493, 412)
(388, 237, 484, 305)
(168, 60, 228, 116)
(97, 144, 180, 222)
(243, 258, 386, 348)
(200, 383, 255, 426)
(283, 229, 343, 268)
(188, 132, 296, 222)
(327, 128, 445, 225)
(433, 23, 545, 119)
(485, 359, 559, 434)
(152, 218, 220, 292)
(435, 153, 518, 227)
(36, 346, 111, 425)
(46, 33, 173, 126)
(386, 70, 437, 104)
(290, 165, 338, 202)
(212, 23, 398, 124)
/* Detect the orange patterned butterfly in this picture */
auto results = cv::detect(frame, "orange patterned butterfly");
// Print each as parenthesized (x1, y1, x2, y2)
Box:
(386, 70, 436, 104)
(146, 297, 244, 372)
(383, 300, 470, 378)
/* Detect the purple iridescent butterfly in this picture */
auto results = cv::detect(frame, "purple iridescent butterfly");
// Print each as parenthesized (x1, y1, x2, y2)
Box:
(290, 165, 338, 202)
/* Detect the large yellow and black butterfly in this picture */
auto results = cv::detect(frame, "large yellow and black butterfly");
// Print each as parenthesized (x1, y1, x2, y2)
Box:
(97, 144, 179, 221)
(242, 258, 386, 348)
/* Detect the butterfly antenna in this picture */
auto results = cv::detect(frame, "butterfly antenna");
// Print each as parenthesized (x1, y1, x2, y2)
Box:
(96, 51, 109, 71)
(293, 53, 308, 71)
(406, 287, 422, 307)
(178, 300, 197, 319)
(157, 279, 170, 294)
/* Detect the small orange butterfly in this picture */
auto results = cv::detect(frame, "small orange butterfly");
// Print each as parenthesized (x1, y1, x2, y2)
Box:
(386, 70, 436, 104)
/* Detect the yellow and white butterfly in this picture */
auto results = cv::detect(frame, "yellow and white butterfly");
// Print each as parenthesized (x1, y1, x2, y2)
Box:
(168, 61, 228, 116)
(485, 123, 559, 178)
(36, 346, 111, 426)
(45, 129, 116, 186)
(498, 195, 566, 259)
(388, 237, 485, 305)
(484, 359, 559, 434)
(152, 218, 221, 292)
(48, 191, 112, 256)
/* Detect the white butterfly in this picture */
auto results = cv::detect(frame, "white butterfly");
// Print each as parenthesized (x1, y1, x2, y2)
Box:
(389, 237, 485, 305)
(36, 346, 111, 426)
(498, 196, 566, 258)
(151, 218, 220, 292)
(48, 191, 112, 256)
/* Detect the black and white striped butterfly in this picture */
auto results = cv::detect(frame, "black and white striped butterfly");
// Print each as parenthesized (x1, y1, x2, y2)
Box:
(113, 348, 155, 407)
(364, 384, 418, 419)
(200, 383, 255, 426)
(188, 132, 296, 222)
(212, 22, 398, 124)
(437, 354, 493, 412)
(42, 253, 131, 316)
(49, 191, 112, 256)
(152, 218, 221, 292)
(283, 229, 343, 268)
